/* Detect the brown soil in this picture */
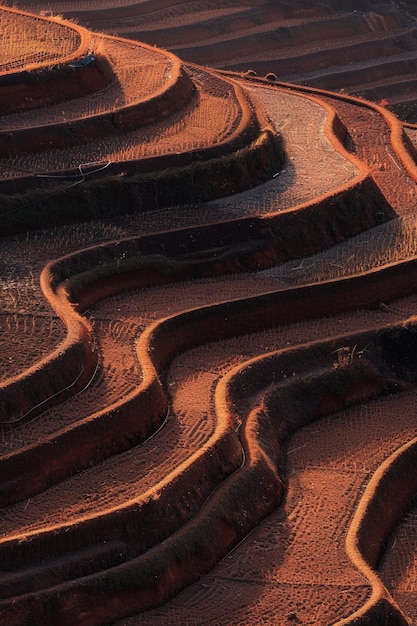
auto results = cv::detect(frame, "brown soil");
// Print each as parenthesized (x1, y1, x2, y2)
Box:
(0, 6, 82, 71)
(2, 4, 417, 626)
(0, 6, 109, 115)
(16, 0, 417, 121)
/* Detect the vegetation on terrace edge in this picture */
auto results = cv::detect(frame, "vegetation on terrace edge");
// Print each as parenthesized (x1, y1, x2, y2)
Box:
(2, 3, 417, 625)
(0, 6, 286, 230)
(0, 5, 89, 72)
(16, 0, 417, 122)
(0, 128, 284, 233)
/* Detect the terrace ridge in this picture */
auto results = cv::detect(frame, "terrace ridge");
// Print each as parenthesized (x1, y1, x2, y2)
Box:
(2, 4, 417, 625)
(0, 6, 114, 114)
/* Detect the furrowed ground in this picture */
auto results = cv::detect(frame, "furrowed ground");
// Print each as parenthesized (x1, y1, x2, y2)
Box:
(2, 4, 417, 626)
(13, 0, 417, 122)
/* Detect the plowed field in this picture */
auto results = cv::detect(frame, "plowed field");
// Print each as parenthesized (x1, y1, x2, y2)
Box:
(2, 4, 417, 626)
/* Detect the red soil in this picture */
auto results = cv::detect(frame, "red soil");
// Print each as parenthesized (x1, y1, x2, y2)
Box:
(18, 0, 417, 122)
(2, 4, 417, 626)
(0, 6, 112, 114)
(0, 7, 282, 206)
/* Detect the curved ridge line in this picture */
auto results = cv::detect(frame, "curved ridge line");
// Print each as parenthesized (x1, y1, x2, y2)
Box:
(0, 217, 416, 612)
(223, 70, 417, 183)
(2, 259, 417, 549)
(1, 308, 409, 623)
(219, 330, 413, 625)
(0, 82, 276, 198)
(0, 266, 97, 424)
(0, 6, 91, 77)
(0, 42, 195, 155)
(0, 187, 406, 497)
(336, 438, 417, 625)
(86, 34, 195, 128)
(0, 95, 372, 420)
(243, 83, 387, 231)
(0, 329, 285, 625)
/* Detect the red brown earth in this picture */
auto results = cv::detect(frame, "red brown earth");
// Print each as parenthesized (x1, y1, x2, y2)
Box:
(2, 4, 417, 626)
(12, 0, 417, 122)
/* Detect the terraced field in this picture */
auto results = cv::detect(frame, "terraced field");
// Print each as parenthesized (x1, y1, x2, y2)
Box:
(3, 4, 417, 626)
(0, 6, 82, 71)
(13, 0, 417, 122)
